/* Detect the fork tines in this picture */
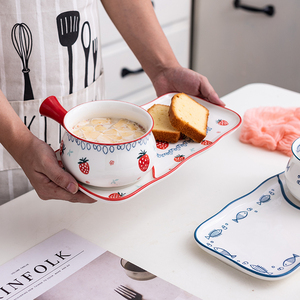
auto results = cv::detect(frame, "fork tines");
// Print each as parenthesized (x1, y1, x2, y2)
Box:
(92, 37, 98, 53)
(115, 285, 139, 300)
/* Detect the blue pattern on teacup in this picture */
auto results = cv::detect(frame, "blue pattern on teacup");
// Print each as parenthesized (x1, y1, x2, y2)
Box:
(297, 175, 300, 185)
(67, 132, 151, 154)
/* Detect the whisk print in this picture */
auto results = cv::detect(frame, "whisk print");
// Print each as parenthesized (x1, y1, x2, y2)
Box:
(10, 11, 98, 102)
(11, 23, 34, 100)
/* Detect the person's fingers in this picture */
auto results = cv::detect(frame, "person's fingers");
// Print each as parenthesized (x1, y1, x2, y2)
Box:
(199, 75, 226, 106)
(65, 191, 97, 203)
(36, 150, 81, 193)
(46, 161, 79, 194)
(34, 171, 96, 203)
(31, 152, 96, 203)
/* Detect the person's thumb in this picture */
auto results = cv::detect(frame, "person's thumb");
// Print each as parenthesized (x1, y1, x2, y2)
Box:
(49, 163, 79, 194)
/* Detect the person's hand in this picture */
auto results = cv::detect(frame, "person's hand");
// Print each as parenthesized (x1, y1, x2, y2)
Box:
(0, 89, 95, 203)
(19, 136, 96, 203)
(100, 0, 223, 106)
(151, 66, 225, 106)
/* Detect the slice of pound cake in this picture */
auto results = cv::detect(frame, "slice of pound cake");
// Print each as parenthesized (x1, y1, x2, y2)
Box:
(147, 104, 181, 143)
(169, 93, 209, 143)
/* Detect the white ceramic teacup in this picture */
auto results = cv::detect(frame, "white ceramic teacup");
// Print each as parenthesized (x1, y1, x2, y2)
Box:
(39, 96, 157, 187)
(285, 137, 300, 201)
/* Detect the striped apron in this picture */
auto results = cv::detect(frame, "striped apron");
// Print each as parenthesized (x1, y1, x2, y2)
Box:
(0, 0, 105, 204)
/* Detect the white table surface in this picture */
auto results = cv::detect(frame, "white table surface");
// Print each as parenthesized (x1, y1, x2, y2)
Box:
(1, 83, 299, 300)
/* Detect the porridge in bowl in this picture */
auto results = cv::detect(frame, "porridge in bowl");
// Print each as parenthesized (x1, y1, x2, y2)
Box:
(71, 117, 146, 143)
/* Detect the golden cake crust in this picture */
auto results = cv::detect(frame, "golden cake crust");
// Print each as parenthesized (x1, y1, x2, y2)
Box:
(147, 104, 181, 143)
(168, 93, 209, 143)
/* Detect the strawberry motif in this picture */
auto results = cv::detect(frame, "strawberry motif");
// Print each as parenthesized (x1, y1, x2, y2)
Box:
(137, 150, 150, 172)
(201, 140, 213, 146)
(108, 192, 125, 199)
(78, 157, 90, 174)
(217, 119, 229, 126)
(174, 154, 185, 162)
(156, 141, 169, 150)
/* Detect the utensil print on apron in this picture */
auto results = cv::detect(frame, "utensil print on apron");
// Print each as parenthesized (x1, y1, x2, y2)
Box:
(56, 11, 80, 95)
(11, 23, 34, 101)
(92, 37, 98, 82)
(81, 21, 91, 88)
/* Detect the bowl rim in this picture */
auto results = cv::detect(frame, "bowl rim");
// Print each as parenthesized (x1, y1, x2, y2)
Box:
(120, 258, 147, 273)
(62, 100, 154, 146)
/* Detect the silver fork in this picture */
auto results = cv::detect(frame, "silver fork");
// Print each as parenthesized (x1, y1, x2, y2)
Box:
(115, 285, 142, 300)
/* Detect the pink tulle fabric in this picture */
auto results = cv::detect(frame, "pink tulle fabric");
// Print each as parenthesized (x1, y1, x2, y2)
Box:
(239, 107, 300, 156)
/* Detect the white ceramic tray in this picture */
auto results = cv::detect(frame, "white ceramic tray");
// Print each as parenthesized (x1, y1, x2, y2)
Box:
(57, 93, 241, 201)
(194, 172, 300, 280)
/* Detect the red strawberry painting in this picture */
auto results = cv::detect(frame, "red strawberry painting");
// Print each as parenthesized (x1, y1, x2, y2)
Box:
(138, 150, 150, 172)
(78, 157, 90, 174)
(201, 140, 213, 146)
(217, 119, 229, 126)
(108, 192, 125, 199)
(174, 154, 185, 162)
(156, 141, 169, 150)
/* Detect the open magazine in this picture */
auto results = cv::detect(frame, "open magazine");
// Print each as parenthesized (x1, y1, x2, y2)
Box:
(0, 230, 201, 300)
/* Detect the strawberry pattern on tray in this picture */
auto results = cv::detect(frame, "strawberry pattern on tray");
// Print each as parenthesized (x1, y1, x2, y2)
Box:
(56, 93, 242, 201)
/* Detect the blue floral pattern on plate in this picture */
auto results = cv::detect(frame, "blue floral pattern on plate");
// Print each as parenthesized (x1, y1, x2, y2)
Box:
(194, 172, 300, 280)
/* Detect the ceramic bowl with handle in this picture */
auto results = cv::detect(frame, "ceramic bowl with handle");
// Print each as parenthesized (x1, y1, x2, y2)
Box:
(285, 137, 300, 201)
(39, 96, 157, 187)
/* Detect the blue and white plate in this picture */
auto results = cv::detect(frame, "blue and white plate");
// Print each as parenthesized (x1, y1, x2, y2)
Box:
(194, 172, 300, 280)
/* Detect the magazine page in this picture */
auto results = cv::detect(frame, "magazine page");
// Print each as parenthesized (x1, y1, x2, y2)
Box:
(0, 230, 201, 300)
(0, 230, 104, 300)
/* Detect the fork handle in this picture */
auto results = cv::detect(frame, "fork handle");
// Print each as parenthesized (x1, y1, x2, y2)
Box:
(93, 52, 97, 82)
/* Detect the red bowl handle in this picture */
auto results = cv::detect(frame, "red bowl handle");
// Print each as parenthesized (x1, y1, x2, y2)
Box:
(39, 96, 67, 127)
